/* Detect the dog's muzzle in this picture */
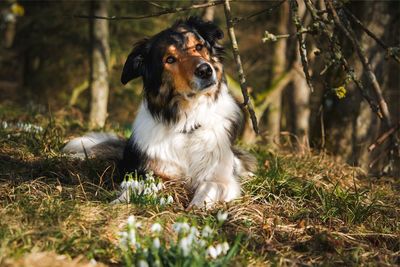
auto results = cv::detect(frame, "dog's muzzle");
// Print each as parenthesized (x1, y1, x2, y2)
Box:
(194, 63, 216, 90)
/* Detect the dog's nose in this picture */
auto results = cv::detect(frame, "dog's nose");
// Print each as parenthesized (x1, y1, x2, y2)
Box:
(194, 63, 213, 80)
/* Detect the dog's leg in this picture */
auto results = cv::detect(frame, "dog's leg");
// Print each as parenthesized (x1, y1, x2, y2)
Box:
(188, 177, 241, 209)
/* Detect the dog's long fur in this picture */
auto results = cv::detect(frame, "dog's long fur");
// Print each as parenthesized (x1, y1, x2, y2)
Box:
(63, 17, 256, 208)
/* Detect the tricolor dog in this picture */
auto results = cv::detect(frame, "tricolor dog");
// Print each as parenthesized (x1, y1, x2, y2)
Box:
(63, 16, 255, 208)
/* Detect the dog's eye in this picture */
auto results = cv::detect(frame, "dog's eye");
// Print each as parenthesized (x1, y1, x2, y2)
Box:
(165, 56, 176, 64)
(195, 44, 203, 51)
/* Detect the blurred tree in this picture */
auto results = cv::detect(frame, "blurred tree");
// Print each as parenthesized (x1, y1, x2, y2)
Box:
(264, 1, 290, 147)
(202, 0, 215, 21)
(89, 0, 110, 129)
(288, 1, 310, 152)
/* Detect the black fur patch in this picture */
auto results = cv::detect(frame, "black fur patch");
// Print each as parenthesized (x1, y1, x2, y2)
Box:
(118, 134, 148, 177)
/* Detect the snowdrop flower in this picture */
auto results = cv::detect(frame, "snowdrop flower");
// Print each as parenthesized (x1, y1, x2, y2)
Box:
(166, 195, 174, 204)
(207, 245, 218, 259)
(221, 242, 229, 254)
(152, 237, 161, 249)
(121, 180, 127, 190)
(215, 243, 223, 256)
(128, 229, 136, 246)
(157, 182, 164, 191)
(173, 222, 190, 233)
(151, 183, 159, 193)
(217, 211, 228, 223)
(198, 239, 207, 247)
(179, 237, 192, 256)
(150, 223, 162, 233)
(201, 225, 213, 238)
(159, 197, 166, 206)
(118, 231, 128, 248)
(127, 215, 135, 227)
(189, 226, 199, 237)
(146, 172, 155, 182)
(138, 259, 149, 267)
(143, 187, 152, 195)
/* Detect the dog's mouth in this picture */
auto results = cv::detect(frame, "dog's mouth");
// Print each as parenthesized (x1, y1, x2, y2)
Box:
(201, 81, 217, 90)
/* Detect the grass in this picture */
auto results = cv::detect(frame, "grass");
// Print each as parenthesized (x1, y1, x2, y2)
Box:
(0, 103, 399, 266)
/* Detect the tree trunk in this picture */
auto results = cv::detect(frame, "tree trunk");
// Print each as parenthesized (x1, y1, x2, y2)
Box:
(263, 1, 290, 147)
(89, 0, 110, 129)
(289, 1, 311, 152)
(202, 0, 215, 21)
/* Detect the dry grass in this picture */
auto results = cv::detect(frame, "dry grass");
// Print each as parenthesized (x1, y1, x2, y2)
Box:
(0, 104, 399, 266)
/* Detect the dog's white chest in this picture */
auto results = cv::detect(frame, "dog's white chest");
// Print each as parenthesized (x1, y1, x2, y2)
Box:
(131, 87, 240, 182)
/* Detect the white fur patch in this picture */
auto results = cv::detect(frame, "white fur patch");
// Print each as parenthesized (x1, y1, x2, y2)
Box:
(62, 132, 120, 159)
(131, 83, 243, 208)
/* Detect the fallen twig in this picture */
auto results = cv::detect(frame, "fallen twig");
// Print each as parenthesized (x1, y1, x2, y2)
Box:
(223, 0, 259, 134)
(369, 121, 400, 152)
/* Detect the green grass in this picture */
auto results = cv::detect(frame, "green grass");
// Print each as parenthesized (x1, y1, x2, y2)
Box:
(0, 104, 399, 266)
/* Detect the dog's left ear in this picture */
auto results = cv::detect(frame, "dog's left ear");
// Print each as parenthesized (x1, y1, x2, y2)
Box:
(121, 38, 149, 85)
(186, 16, 224, 47)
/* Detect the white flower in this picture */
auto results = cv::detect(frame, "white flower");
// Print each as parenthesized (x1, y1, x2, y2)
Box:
(189, 226, 199, 237)
(120, 180, 127, 189)
(128, 229, 136, 245)
(159, 197, 166, 206)
(151, 183, 159, 193)
(151, 223, 162, 233)
(198, 239, 207, 247)
(137, 259, 149, 267)
(166, 195, 174, 204)
(221, 241, 229, 254)
(152, 237, 161, 249)
(207, 245, 218, 259)
(127, 215, 135, 227)
(179, 237, 192, 256)
(118, 231, 128, 248)
(215, 243, 223, 256)
(217, 211, 228, 223)
(201, 225, 213, 238)
(173, 222, 190, 233)
(157, 182, 164, 191)
(146, 172, 155, 182)
(143, 187, 152, 195)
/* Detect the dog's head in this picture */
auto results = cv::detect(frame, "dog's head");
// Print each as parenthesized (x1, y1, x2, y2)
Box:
(121, 17, 225, 122)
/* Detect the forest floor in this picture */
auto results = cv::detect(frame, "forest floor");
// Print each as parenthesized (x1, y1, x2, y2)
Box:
(0, 103, 399, 267)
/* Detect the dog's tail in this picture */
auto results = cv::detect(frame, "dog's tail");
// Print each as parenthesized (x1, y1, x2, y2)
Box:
(62, 132, 126, 161)
(233, 147, 257, 177)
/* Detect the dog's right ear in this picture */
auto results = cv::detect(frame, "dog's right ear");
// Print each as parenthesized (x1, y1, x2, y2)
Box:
(121, 39, 149, 85)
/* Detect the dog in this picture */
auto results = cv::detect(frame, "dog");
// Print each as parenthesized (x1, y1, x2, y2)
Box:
(63, 16, 256, 208)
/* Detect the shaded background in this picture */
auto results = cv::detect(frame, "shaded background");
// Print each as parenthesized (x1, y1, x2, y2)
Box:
(0, 0, 399, 175)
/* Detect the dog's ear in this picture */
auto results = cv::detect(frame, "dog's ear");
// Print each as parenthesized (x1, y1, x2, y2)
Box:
(186, 16, 224, 46)
(121, 39, 149, 85)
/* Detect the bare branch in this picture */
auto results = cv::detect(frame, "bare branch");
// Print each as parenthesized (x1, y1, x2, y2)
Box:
(74, 0, 226, 20)
(303, 0, 382, 121)
(289, 0, 314, 92)
(232, 0, 286, 25)
(223, 0, 258, 134)
(326, 0, 392, 129)
(343, 7, 400, 64)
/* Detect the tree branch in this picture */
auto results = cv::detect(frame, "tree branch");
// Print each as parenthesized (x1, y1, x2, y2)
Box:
(223, 0, 258, 134)
(74, 0, 226, 20)
(343, 7, 400, 64)
(289, 0, 314, 92)
(326, 0, 392, 129)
